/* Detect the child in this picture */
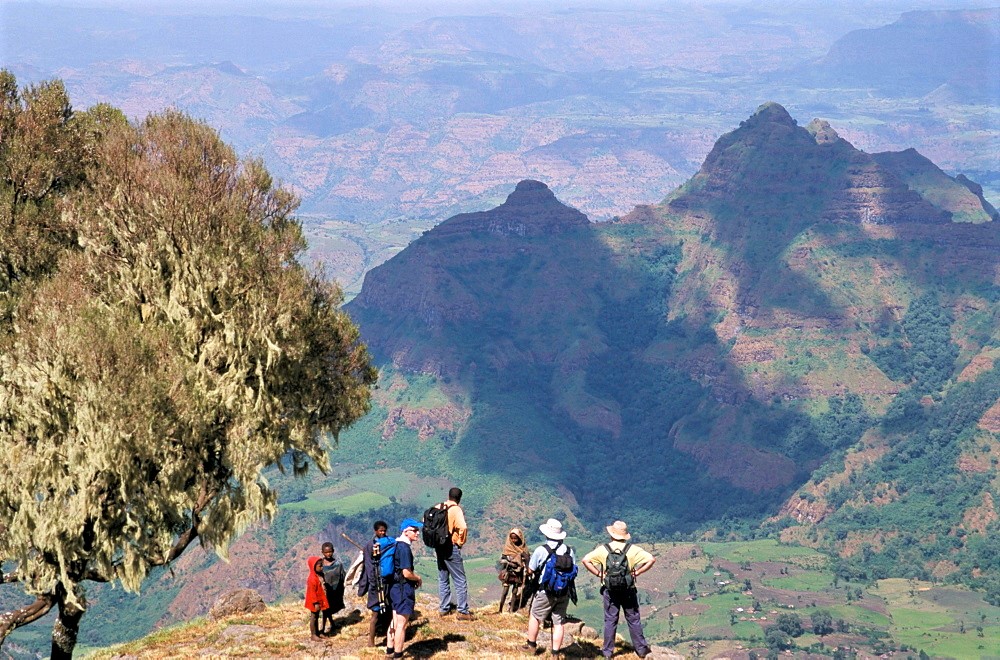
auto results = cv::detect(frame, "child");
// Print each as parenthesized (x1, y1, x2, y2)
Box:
(320, 542, 346, 635)
(304, 555, 329, 642)
(356, 520, 393, 646)
(498, 527, 530, 613)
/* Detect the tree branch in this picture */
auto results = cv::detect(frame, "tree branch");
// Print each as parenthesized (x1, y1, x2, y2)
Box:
(0, 593, 55, 646)
(149, 483, 217, 568)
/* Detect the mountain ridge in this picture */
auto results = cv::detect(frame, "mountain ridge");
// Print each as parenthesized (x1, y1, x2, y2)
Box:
(344, 103, 999, 600)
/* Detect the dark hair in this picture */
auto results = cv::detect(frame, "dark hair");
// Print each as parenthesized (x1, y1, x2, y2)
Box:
(449, 487, 463, 503)
(321, 542, 334, 552)
(374, 520, 388, 531)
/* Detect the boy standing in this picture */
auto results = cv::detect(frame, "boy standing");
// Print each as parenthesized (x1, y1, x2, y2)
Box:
(319, 542, 345, 635)
(581, 520, 655, 659)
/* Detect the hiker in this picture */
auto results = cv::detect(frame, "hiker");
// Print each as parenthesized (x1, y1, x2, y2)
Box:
(582, 520, 656, 659)
(356, 520, 393, 647)
(427, 486, 472, 619)
(304, 556, 329, 642)
(498, 527, 530, 613)
(523, 518, 577, 656)
(319, 541, 346, 636)
(388, 518, 424, 660)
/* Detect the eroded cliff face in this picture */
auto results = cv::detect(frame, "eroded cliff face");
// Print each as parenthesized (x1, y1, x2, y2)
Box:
(344, 104, 998, 552)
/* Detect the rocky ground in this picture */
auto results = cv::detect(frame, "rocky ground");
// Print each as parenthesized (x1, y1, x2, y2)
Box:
(92, 589, 685, 659)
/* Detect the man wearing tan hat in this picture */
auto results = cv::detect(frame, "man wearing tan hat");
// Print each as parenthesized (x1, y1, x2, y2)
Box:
(582, 521, 655, 659)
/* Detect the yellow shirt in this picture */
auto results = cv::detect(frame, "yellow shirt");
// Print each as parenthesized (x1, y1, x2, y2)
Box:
(582, 540, 653, 571)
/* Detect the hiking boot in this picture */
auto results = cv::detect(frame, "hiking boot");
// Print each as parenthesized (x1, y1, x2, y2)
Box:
(522, 642, 543, 656)
(456, 612, 475, 621)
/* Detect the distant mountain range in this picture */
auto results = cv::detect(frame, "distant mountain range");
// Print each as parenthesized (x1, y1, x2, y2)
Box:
(3, 3, 997, 295)
(346, 102, 1000, 596)
(817, 8, 1000, 102)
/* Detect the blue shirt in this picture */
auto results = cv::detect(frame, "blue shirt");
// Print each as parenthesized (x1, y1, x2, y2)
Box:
(394, 536, 415, 577)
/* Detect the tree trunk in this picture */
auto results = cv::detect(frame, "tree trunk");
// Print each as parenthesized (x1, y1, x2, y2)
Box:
(50, 588, 85, 660)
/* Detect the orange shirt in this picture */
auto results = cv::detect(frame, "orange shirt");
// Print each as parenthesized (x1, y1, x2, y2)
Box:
(444, 500, 468, 547)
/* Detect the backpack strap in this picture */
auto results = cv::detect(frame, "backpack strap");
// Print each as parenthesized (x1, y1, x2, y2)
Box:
(543, 540, 563, 566)
(440, 502, 454, 530)
(605, 542, 631, 556)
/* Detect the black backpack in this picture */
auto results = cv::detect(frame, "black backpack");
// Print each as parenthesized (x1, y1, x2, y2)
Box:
(422, 502, 453, 548)
(603, 542, 635, 591)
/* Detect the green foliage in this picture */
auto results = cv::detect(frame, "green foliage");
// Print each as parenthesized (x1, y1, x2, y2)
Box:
(869, 292, 959, 394)
(0, 73, 375, 654)
(775, 612, 804, 637)
(0, 72, 117, 330)
(765, 627, 792, 650)
(811, 609, 834, 635)
(821, 365, 1000, 591)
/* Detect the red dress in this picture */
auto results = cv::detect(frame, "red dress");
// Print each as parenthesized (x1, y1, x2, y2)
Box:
(304, 556, 330, 612)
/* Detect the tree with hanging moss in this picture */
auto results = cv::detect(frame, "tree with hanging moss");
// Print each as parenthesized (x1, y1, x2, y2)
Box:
(0, 73, 376, 658)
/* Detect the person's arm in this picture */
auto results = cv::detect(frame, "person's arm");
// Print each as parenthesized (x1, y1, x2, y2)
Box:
(401, 566, 422, 587)
(633, 555, 656, 577)
(527, 547, 543, 573)
(631, 547, 656, 577)
(581, 547, 603, 577)
(450, 505, 468, 547)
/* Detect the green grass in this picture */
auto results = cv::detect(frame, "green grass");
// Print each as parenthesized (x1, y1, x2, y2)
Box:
(890, 610, 1000, 659)
(389, 373, 452, 410)
(282, 490, 390, 515)
(699, 539, 826, 564)
(760, 571, 832, 592)
(827, 603, 893, 628)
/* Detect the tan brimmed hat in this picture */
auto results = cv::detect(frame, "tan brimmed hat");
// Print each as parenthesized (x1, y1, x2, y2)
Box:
(539, 518, 567, 540)
(606, 520, 631, 541)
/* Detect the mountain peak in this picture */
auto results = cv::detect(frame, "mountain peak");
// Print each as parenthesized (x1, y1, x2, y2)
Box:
(500, 179, 560, 211)
(431, 179, 589, 239)
(670, 104, 956, 226)
(806, 118, 842, 144)
(746, 101, 796, 127)
(511, 178, 553, 196)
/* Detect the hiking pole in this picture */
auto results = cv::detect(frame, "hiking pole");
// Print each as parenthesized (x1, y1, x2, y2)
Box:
(341, 532, 364, 552)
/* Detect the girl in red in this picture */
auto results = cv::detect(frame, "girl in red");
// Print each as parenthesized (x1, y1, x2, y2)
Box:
(305, 556, 329, 641)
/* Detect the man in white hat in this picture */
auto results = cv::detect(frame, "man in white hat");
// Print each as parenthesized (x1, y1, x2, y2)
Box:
(522, 518, 576, 656)
(582, 520, 655, 659)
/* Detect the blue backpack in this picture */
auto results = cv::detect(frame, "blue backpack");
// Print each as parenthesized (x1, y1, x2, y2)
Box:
(539, 542, 577, 597)
(377, 537, 397, 579)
